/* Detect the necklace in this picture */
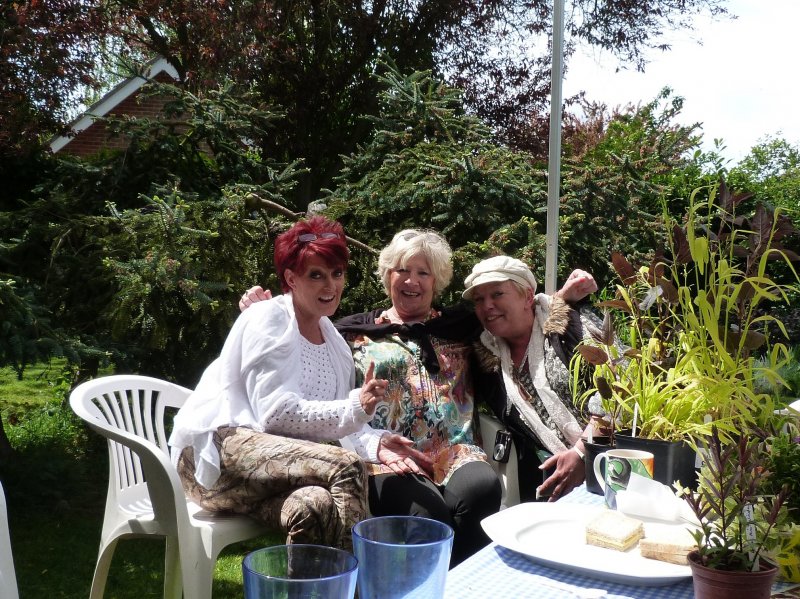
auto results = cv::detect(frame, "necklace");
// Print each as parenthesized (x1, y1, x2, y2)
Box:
(411, 341, 440, 422)
(379, 306, 441, 325)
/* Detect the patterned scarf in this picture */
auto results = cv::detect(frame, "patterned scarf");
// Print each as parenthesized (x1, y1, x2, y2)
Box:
(479, 294, 583, 454)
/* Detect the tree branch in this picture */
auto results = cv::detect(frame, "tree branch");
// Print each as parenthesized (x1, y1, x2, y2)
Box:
(246, 193, 378, 255)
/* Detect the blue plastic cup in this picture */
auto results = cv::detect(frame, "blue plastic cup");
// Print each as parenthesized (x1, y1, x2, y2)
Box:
(352, 516, 454, 599)
(242, 544, 358, 599)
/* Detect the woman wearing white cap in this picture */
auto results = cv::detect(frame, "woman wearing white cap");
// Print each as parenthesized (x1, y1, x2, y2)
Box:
(463, 255, 601, 502)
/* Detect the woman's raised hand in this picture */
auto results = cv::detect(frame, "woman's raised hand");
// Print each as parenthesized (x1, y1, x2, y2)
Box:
(359, 361, 388, 415)
(239, 285, 272, 311)
(377, 433, 434, 477)
(556, 269, 598, 303)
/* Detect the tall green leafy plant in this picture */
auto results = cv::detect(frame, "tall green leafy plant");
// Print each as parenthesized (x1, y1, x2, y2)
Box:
(0, 77, 304, 386)
(557, 88, 707, 287)
(573, 182, 800, 443)
(325, 64, 547, 306)
(326, 65, 544, 248)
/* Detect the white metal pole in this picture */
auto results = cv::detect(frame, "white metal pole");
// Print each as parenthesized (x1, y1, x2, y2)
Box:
(545, 0, 565, 294)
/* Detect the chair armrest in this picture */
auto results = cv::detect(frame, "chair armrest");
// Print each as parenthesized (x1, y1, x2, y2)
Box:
(84, 420, 192, 526)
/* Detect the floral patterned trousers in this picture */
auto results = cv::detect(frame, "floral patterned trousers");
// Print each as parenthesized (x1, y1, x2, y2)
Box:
(176, 426, 367, 551)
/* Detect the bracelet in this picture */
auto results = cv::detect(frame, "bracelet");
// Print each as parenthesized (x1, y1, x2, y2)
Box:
(571, 445, 585, 459)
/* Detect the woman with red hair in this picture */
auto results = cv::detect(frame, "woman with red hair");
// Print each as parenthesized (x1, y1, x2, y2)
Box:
(169, 216, 388, 551)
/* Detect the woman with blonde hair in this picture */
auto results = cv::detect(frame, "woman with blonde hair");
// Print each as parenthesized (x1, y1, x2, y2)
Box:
(336, 229, 500, 565)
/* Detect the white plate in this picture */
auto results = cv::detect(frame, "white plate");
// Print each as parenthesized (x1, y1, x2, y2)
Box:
(481, 502, 693, 586)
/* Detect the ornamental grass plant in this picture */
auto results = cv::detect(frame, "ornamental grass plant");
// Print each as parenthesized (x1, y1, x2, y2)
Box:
(573, 181, 800, 446)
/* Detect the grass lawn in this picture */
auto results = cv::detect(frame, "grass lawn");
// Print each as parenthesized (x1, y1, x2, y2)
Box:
(1, 362, 282, 598)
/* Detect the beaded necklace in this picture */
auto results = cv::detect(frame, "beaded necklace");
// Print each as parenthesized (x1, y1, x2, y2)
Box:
(374, 306, 442, 422)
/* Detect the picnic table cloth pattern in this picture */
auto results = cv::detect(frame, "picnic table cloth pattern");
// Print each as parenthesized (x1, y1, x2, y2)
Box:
(445, 542, 694, 599)
(445, 484, 800, 599)
(445, 485, 694, 598)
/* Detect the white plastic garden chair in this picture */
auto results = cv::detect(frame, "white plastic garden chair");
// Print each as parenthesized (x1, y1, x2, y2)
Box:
(0, 481, 20, 599)
(70, 375, 270, 599)
(478, 412, 521, 509)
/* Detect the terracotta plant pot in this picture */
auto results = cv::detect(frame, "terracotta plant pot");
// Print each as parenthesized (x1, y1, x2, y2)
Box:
(688, 550, 778, 599)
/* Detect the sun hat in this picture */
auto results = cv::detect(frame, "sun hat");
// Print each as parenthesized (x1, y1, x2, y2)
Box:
(462, 256, 537, 299)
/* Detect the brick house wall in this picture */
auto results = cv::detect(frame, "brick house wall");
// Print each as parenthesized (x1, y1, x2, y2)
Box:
(59, 73, 178, 158)
(50, 58, 181, 157)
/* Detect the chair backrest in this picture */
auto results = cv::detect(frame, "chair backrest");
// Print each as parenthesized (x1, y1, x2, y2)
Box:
(0, 481, 20, 599)
(69, 375, 194, 527)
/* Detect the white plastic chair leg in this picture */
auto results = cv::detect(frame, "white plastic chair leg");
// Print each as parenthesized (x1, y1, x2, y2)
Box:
(0, 481, 19, 599)
(163, 537, 183, 599)
(89, 539, 119, 599)
(179, 554, 214, 599)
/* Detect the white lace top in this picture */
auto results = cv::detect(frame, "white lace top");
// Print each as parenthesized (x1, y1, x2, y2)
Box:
(298, 337, 337, 402)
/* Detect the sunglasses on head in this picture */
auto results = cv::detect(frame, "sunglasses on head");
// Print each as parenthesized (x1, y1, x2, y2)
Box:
(298, 232, 340, 244)
(400, 230, 442, 243)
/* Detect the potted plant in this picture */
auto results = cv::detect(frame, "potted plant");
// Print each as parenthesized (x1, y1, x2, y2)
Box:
(679, 426, 789, 599)
(572, 181, 800, 488)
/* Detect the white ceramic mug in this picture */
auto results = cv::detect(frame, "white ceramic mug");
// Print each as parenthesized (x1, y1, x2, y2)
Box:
(593, 449, 655, 509)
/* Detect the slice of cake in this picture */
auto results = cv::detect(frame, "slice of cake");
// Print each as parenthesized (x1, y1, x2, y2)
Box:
(585, 510, 645, 552)
(639, 528, 697, 565)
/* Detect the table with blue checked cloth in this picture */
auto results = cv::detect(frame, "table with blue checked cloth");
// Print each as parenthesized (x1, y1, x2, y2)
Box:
(444, 484, 794, 599)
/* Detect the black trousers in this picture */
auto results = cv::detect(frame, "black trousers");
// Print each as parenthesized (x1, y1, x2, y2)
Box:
(511, 429, 555, 503)
(367, 460, 502, 566)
